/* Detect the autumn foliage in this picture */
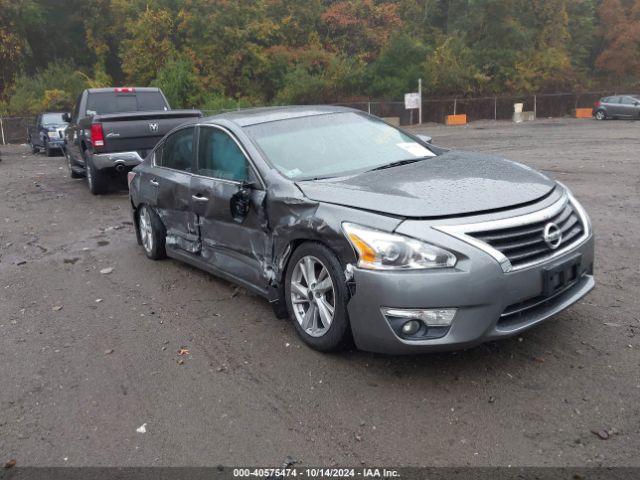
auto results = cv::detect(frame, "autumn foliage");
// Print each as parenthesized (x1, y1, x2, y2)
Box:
(0, 0, 639, 114)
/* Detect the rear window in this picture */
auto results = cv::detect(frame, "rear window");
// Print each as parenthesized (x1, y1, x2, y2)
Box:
(86, 91, 169, 115)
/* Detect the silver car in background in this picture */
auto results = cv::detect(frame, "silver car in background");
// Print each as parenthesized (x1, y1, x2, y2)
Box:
(593, 95, 640, 120)
(128, 106, 595, 354)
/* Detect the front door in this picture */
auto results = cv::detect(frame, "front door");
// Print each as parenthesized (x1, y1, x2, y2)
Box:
(606, 96, 624, 117)
(619, 96, 639, 118)
(148, 126, 200, 254)
(190, 125, 269, 292)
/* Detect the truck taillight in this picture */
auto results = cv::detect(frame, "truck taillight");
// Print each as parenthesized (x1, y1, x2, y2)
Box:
(91, 123, 105, 147)
(127, 171, 136, 188)
(114, 87, 135, 93)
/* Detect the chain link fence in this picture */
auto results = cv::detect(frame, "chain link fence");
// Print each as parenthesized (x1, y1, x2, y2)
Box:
(2, 91, 637, 144)
(338, 91, 639, 125)
(0, 115, 34, 145)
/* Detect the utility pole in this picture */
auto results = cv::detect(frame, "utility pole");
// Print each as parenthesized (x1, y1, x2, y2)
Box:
(418, 78, 423, 125)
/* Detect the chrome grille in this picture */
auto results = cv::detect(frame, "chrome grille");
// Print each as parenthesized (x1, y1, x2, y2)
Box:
(467, 200, 585, 269)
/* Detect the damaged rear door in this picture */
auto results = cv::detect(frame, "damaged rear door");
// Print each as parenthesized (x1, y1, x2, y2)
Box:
(190, 125, 269, 293)
(152, 126, 200, 254)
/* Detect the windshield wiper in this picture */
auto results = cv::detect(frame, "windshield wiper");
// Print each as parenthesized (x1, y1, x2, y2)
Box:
(365, 157, 428, 173)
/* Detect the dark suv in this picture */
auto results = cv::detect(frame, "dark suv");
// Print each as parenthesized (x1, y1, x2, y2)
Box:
(593, 95, 640, 120)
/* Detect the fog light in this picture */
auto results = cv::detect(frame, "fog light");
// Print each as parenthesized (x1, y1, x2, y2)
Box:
(401, 320, 421, 335)
(383, 308, 457, 326)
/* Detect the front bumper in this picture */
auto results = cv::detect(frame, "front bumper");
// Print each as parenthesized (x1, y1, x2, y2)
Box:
(346, 231, 595, 354)
(46, 139, 65, 149)
(91, 151, 144, 172)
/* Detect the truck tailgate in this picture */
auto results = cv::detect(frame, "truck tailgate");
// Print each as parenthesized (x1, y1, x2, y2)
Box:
(97, 110, 202, 154)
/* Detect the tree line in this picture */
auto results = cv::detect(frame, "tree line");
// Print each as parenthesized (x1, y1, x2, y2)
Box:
(1, 0, 639, 114)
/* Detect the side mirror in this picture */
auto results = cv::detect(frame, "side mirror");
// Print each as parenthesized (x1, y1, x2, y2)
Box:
(229, 181, 254, 223)
(416, 134, 432, 144)
(62, 112, 71, 123)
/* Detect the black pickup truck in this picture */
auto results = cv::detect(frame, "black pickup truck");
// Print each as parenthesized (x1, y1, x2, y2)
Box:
(63, 87, 201, 194)
(27, 112, 69, 156)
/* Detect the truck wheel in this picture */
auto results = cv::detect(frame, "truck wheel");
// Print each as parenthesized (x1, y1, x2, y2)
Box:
(45, 140, 53, 157)
(137, 205, 166, 260)
(85, 152, 108, 195)
(284, 242, 352, 352)
(29, 139, 39, 154)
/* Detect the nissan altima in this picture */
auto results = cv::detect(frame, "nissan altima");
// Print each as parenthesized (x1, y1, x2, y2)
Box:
(128, 106, 594, 354)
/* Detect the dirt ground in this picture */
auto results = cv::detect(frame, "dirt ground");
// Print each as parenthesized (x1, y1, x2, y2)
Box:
(0, 118, 638, 468)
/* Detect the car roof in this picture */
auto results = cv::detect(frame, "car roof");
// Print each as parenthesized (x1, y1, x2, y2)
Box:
(202, 105, 359, 127)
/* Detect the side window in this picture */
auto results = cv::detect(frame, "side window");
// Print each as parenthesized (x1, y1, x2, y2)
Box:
(153, 143, 163, 166)
(621, 96, 637, 105)
(197, 127, 248, 182)
(161, 127, 194, 172)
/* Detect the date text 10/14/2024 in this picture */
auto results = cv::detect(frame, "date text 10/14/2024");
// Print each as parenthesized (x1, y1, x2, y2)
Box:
(232, 468, 401, 478)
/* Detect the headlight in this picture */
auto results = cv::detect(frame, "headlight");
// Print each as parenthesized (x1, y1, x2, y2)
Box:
(342, 223, 456, 270)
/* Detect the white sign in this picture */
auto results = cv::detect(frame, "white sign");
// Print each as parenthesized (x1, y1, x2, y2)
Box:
(404, 92, 421, 110)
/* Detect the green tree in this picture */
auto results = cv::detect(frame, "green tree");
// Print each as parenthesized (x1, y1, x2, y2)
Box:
(119, 6, 179, 85)
(7, 61, 89, 114)
(151, 54, 200, 108)
(366, 32, 430, 98)
(423, 35, 489, 95)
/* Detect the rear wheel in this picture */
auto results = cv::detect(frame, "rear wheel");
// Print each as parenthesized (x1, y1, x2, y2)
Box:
(85, 152, 108, 195)
(137, 205, 166, 260)
(45, 140, 53, 157)
(285, 243, 351, 352)
(67, 151, 83, 179)
(595, 109, 606, 120)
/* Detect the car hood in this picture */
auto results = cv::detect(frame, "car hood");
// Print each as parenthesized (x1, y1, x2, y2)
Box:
(295, 151, 556, 218)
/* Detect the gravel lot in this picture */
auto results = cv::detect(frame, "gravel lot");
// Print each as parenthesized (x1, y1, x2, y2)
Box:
(0, 118, 638, 468)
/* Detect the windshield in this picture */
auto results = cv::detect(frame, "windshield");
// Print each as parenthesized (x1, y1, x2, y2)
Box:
(42, 113, 66, 125)
(86, 91, 168, 115)
(245, 112, 435, 180)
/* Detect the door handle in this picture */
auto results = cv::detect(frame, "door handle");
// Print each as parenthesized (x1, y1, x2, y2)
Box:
(150, 179, 159, 187)
(191, 194, 209, 202)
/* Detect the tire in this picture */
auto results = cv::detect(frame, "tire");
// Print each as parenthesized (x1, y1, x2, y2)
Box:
(84, 151, 108, 195)
(284, 242, 352, 352)
(29, 139, 39, 154)
(45, 140, 52, 157)
(66, 150, 83, 179)
(137, 204, 166, 260)
(594, 110, 606, 121)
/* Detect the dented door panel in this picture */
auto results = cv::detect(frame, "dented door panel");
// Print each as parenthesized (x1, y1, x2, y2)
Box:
(154, 169, 200, 254)
(190, 175, 269, 291)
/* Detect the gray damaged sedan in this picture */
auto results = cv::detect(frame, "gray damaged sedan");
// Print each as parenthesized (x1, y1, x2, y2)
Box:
(128, 106, 594, 354)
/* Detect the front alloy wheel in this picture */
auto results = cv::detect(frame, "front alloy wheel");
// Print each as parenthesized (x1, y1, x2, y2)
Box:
(290, 255, 336, 337)
(284, 243, 351, 352)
